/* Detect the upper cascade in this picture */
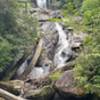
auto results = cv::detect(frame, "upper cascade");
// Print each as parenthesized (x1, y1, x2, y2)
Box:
(36, 0, 47, 9)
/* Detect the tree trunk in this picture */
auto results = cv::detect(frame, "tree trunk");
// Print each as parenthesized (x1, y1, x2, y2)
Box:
(20, 39, 43, 80)
(0, 88, 26, 100)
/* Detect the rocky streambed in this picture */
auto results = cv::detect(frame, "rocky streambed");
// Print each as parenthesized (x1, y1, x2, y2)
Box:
(0, 8, 99, 100)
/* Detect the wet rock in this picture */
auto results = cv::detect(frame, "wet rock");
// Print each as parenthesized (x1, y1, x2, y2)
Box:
(32, 10, 50, 21)
(55, 70, 85, 99)
(28, 66, 50, 80)
(54, 48, 74, 69)
(70, 35, 83, 50)
(37, 22, 58, 68)
(50, 10, 61, 18)
(74, 16, 82, 22)
(25, 85, 55, 100)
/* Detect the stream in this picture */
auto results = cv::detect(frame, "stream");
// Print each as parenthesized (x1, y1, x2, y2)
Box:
(16, 0, 82, 81)
(15, 0, 85, 99)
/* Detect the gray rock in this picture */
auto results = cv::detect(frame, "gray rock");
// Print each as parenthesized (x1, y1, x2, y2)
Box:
(55, 70, 85, 98)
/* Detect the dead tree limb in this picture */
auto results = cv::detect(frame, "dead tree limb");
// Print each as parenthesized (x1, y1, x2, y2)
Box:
(21, 39, 43, 80)
(0, 88, 26, 100)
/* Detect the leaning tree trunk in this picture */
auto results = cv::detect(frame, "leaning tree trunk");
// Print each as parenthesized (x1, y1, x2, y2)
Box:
(20, 39, 43, 80)
(0, 88, 26, 100)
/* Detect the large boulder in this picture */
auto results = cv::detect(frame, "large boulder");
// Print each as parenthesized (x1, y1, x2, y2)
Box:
(55, 70, 86, 99)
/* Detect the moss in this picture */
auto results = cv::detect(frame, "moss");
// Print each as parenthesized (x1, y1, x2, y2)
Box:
(38, 86, 54, 96)
(48, 18, 62, 22)
(49, 71, 63, 81)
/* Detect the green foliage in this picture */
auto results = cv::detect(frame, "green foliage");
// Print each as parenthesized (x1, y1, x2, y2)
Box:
(74, 53, 100, 95)
(49, 71, 62, 81)
(0, 0, 17, 36)
(81, 0, 100, 33)
(0, 37, 13, 71)
(81, 0, 100, 12)
(62, 0, 83, 15)
(0, 0, 38, 72)
(74, 24, 100, 96)
(61, 0, 100, 96)
(73, 0, 83, 9)
(62, 0, 76, 14)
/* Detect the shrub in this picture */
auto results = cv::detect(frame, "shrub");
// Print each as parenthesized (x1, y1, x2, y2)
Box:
(0, 37, 13, 71)
(81, 0, 100, 32)
(74, 52, 100, 95)
(0, 0, 38, 73)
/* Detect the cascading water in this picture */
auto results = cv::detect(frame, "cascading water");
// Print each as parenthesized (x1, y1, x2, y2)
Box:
(54, 23, 73, 68)
(55, 23, 68, 45)
(16, 9, 74, 80)
(36, 0, 47, 9)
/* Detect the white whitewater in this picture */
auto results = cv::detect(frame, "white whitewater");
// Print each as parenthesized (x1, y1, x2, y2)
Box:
(55, 23, 68, 45)
(17, 60, 27, 76)
(29, 66, 50, 79)
(54, 23, 71, 68)
(36, 0, 47, 9)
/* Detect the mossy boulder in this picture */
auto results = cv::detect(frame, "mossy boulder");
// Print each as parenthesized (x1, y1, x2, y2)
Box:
(55, 70, 86, 99)
(25, 85, 55, 100)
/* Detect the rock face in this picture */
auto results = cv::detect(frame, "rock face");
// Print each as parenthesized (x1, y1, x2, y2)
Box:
(55, 70, 85, 99)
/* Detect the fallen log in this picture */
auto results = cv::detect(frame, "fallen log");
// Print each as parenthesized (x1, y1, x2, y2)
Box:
(21, 39, 43, 80)
(0, 80, 24, 96)
(0, 88, 26, 100)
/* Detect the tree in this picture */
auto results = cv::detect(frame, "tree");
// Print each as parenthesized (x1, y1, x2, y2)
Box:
(74, 0, 100, 96)
(0, 0, 38, 76)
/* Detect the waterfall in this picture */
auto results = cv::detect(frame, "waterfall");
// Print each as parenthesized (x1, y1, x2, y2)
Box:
(29, 66, 50, 79)
(55, 23, 68, 45)
(36, 0, 47, 9)
(54, 23, 73, 68)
